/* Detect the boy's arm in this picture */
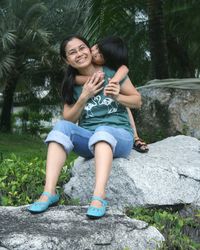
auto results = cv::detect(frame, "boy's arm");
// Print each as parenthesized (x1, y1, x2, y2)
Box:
(75, 75, 90, 85)
(75, 71, 104, 85)
(127, 107, 135, 129)
(110, 65, 129, 83)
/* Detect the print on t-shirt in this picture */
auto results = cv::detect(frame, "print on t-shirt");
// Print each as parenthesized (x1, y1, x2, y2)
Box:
(84, 95, 119, 118)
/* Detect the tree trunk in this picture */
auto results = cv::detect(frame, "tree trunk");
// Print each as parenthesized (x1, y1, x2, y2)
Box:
(0, 73, 19, 132)
(147, 0, 169, 79)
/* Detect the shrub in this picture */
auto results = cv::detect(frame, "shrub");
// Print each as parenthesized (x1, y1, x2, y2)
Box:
(0, 154, 73, 206)
(126, 207, 200, 250)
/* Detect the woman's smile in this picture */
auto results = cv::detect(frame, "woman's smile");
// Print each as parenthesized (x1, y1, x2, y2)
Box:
(76, 56, 88, 64)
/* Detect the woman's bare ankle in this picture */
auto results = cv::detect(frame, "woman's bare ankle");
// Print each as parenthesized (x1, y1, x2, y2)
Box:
(37, 189, 56, 202)
(43, 188, 56, 195)
(93, 191, 106, 199)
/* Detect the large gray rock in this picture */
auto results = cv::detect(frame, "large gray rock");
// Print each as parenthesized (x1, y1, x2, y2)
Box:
(134, 87, 200, 141)
(0, 206, 164, 250)
(64, 135, 200, 209)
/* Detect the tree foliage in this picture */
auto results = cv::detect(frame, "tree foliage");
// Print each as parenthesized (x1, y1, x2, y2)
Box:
(164, 0, 200, 78)
(0, 0, 52, 131)
(0, 0, 200, 131)
(0, 0, 84, 131)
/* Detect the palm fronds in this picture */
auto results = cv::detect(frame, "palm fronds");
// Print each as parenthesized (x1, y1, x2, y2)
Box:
(0, 53, 16, 78)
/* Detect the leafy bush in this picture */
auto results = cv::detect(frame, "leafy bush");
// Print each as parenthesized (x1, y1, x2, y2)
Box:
(0, 154, 75, 206)
(126, 207, 200, 250)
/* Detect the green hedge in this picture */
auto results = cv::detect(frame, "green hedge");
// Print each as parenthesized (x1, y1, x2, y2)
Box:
(127, 207, 200, 250)
(0, 154, 72, 206)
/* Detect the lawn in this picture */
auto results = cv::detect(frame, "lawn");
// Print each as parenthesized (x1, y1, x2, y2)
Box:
(0, 132, 76, 163)
(0, 132, 47, 160)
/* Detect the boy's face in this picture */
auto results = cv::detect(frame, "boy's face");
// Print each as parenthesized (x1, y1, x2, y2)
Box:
(91, 44, 105, 65)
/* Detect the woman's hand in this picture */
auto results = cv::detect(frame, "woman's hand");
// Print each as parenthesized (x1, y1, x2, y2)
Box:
(63, 72, 104, 123)
(104, 78, 120, 100)
(80, 72, 104, 101)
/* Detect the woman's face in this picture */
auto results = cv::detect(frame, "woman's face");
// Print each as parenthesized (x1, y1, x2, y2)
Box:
(65, 38, 92, 69)
(91, 44, 105, 65)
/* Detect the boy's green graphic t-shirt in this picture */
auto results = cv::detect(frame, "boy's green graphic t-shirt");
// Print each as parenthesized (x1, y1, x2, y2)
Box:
(73, 66, 133, 135)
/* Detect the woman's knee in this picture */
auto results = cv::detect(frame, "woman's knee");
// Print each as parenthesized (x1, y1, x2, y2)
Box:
(94, 126, 133, 158)
(45, 120, 75, 153)
(88, 129, 117, 154)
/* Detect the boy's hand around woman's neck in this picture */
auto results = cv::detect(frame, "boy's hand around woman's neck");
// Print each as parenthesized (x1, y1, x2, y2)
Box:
(104, 79, 120, 100)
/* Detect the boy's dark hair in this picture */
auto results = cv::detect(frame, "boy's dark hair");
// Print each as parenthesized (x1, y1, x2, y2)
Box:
(97, 36, 128, 71)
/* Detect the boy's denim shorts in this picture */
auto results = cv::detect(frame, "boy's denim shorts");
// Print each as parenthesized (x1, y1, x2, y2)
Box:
(45, 120, 134, 159)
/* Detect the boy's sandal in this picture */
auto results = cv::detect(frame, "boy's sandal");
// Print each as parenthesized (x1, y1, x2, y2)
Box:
(133, 138, 149, 153)
(86, 196, 108, 219)
(27, 191, 60, 214)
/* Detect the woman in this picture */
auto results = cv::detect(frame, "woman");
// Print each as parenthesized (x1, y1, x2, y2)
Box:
(27, 35, 141, 218)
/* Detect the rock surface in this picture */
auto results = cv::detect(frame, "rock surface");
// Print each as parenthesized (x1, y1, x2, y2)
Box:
(134, 87, 200, 141)
(64, 135, 200, 209)
(0, 206, 164, 250)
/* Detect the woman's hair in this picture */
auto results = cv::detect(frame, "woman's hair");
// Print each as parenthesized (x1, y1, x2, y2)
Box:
(60, 35, 90, 104)
(97, 36, 128, 71)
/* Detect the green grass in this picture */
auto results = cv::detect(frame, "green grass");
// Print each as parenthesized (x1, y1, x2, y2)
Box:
(0, 132, 77, 164)
(0, 132, 47, 160)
